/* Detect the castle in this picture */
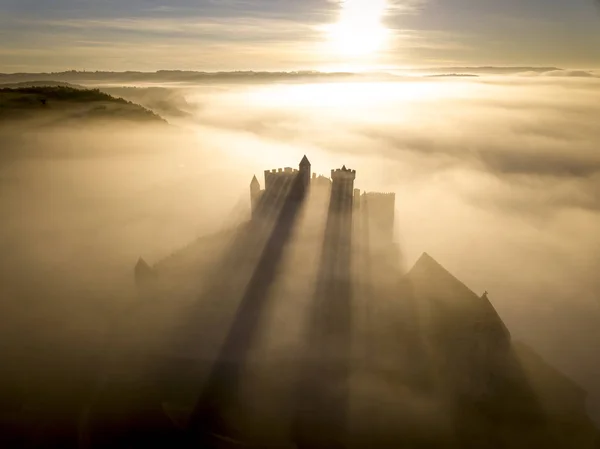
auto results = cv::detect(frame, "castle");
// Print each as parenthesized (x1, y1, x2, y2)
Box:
(119, 156, 599, 449)
(249, 155, 396, 251)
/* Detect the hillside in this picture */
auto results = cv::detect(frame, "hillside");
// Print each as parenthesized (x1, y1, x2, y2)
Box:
(0, 86, 167, 126)
(100, 86, 193, 118)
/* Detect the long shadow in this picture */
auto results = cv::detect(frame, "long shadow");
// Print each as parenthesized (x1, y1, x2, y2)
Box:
(80, 175, 301, 449)
(354, 193, 374, 366)
(186, 172, 307, 445)
(292, 177, 354, 449)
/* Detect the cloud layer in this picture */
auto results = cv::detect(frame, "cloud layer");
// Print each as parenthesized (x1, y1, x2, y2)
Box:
(1, 74, 599, 422)
(161, 76, 600, 420)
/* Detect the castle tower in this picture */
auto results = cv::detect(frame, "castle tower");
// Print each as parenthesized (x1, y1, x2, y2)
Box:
(330, 165, 356, 211)
(361, 192, 395, 245)
(330, 165, 356, 245)
(299, 155, 311, 191)
(250, 175, 261, 218)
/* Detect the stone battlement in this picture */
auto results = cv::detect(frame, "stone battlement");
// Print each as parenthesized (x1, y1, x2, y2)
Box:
(264, 167, 299, 182)
(265, 167, 299, 174)
(331, 165, 356, 180)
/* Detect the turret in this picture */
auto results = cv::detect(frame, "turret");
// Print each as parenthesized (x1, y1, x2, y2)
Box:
(330, 165, 356, 211)
(250, 175, 260, 194)
(331, 165, 356, 195)
(299, 155, 311, 190)
(250, 175, 261, 218)
(330, 165, 356, 181)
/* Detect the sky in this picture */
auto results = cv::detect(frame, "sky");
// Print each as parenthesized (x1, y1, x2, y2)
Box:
(1, 0, 600, 72)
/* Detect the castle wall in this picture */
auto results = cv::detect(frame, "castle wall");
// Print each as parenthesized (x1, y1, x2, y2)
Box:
(264, 167, 298, 191)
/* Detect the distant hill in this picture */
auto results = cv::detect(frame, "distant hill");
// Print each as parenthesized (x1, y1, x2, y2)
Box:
(0, 70, 360, 85)
(0, 80, 84, 89)
(0, 86, 167, 126)
(414, 66, 562, 75)
(0, 82, 194, 119)
(0, 68, 571, 86)
(426, 73, 479, 78)
(100, 86, 193, 118)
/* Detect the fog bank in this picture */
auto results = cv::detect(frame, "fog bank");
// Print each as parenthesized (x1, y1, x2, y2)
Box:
(1, 75, 599, 422)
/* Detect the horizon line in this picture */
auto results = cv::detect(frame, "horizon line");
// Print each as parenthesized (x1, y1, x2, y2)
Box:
(1, 66, 582, 76)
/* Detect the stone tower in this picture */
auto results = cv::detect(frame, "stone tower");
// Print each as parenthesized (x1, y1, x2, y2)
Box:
(299, 155, 311, 191)
(361, 192, 395, 247)
(330, 165, 356, 210)
(250, 175, 261, 218)
(330, 165, 356, 248)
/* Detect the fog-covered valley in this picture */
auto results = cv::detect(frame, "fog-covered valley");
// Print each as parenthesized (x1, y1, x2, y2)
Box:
(1, 74, 600, 432)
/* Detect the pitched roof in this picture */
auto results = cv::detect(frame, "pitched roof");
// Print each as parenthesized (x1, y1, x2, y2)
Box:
(405, 252, 510, 338)
(300, 155, 310, 166)
(136, 257, 151, 270)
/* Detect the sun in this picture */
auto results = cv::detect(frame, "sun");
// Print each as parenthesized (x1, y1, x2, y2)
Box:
(324, 0, 391, 58)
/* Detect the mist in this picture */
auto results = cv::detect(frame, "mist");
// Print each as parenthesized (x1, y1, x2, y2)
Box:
(170, 76, 600, 420)
(1, 74, 600, 430)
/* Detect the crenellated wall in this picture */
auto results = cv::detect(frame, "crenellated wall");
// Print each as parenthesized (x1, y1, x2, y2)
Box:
(330, 166, 356, 180)
(264, 167, 299, 190)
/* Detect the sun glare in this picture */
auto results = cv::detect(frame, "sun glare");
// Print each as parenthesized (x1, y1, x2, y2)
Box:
(325, 0, 390, 58)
